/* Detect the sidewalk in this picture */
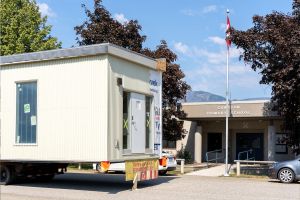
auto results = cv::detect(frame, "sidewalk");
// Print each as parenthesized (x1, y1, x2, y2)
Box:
(185, 164, 234, 177)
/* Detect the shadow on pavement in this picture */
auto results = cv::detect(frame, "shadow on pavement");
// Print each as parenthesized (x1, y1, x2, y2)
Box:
(268, 180, 300, 184)
(15, 172, 178, 194)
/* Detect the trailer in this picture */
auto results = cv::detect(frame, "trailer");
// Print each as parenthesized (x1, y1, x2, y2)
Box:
(0, 43, 165, 185)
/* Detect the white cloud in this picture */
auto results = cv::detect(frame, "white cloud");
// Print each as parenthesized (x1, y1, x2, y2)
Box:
(37, 3, 56, 17)
(114, 13, 128, 24)
(174, 42, 189, 55)
(202, 5, 217, 14)
(208, 36, 225, 46)
(173, 40, 267, 98)
(181, 9, 199, 16)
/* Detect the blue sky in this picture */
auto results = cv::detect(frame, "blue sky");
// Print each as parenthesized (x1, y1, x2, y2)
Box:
(37, 0, 293, 99)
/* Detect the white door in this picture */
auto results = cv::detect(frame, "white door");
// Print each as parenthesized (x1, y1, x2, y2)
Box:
(131, 93, 146, 153)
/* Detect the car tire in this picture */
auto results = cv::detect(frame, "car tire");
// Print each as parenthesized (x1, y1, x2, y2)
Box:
(159, 170, 167, 176)
(278, 168, 295, 183)
(0, 166, 16, 185)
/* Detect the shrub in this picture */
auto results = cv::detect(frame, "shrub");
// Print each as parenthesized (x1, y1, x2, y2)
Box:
(177, 147, 193, 164)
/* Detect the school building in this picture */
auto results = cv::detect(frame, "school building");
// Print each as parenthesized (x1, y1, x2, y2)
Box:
(165, 100, 295, 163)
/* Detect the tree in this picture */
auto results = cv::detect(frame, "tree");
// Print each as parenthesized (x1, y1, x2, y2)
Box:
(231, 0, 300, 153)
(74, 0, 146, 52)
(0, 0, 61, 56)
(75, 0, 191, 142)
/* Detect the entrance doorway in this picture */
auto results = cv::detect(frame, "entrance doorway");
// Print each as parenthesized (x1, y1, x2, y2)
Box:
(207, 133, 222, 152)
(236, 133, 264, 160)
(131, 93, 146, 153)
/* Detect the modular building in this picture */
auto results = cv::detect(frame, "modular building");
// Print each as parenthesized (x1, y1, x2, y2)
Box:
(0, 44, 165, 184)
(166, 100, 295, 163)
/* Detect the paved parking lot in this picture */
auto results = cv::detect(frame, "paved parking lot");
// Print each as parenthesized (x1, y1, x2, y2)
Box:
(1, 172, 299, 200)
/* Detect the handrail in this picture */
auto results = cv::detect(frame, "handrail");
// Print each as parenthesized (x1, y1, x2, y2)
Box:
(238, 149, 255, 160)
(205, 149, 224, 167)
(234, 160, 276, 176)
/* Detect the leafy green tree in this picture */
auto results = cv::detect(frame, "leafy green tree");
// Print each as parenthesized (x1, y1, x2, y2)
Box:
(0, 0, 61, 56)
(231, 0, 300, 153)
(75, 0, 190, 142)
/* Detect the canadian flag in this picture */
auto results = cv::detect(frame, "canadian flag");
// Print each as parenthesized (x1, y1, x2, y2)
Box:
(226, 16, 231, 47)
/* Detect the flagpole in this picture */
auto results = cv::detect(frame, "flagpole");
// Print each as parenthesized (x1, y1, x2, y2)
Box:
(224, 9, 230, 177)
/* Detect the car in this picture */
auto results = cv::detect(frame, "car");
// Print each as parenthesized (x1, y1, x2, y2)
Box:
(158, 150, 177, 175)
(269, 157, 300, 183)
(92, 151, 177, 175)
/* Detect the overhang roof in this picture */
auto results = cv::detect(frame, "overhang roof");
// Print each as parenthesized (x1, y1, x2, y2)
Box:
(182, 100, 279, 119)
(0, 43, 162, 71)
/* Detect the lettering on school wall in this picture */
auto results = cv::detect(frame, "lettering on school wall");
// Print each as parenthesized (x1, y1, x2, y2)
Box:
(206, 105, 251, 116)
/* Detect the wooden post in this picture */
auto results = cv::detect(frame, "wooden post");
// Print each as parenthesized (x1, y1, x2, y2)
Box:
(237, 161, 240, 176)
(132, 173, 138, 190)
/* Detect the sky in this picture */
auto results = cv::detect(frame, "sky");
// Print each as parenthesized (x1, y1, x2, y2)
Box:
(37, 0, 293, 100)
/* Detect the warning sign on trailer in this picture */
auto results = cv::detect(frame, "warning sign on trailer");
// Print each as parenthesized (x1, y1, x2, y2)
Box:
(125, 159, 159, 181)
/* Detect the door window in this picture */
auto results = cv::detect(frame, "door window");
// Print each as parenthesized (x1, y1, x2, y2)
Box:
(123, 92, 130, 149)
(145, 96, 153, 149)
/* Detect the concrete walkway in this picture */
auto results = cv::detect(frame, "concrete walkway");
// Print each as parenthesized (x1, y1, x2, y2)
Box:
(186, 164, 233, 177)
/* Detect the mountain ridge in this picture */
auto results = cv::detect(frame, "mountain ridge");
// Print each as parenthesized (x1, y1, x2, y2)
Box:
(185, 91, 270, 102)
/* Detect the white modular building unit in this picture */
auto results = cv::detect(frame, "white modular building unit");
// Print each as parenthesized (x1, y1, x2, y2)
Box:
(0, 44, 165, 164)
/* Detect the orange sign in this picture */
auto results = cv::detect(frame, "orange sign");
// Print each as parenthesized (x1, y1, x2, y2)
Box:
(125, 159, 159, 181)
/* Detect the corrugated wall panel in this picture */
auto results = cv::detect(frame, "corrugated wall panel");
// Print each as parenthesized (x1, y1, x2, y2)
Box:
(1, 56, 108, 162)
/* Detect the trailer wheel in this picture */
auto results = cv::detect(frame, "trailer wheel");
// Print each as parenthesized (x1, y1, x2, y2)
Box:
(0, 166, 16, 185)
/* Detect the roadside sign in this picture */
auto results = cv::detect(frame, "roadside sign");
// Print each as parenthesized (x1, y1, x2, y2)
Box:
(125, 159, 158, 181)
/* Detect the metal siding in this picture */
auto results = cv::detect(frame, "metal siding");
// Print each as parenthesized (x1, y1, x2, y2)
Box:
(108, 56, 157, 161)
(0, 56, 108, 162)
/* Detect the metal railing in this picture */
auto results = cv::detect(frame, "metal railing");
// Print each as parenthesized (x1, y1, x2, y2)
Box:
(205, 149, 224, 167)
(237, 149, 255, 161)
(234, 160, 276, 176)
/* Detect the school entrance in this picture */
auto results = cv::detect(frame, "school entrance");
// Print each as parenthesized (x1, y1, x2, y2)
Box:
(236, 133, 264, 161)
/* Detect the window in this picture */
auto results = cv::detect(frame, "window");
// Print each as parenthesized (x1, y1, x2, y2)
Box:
(207, 133, 222, 152)
(275, 133, 288, 154)
(123, 91, 130, 149)
(163, 139, 176, 149)
(16, 82, 37, 144)
(145, 96, 152, 149)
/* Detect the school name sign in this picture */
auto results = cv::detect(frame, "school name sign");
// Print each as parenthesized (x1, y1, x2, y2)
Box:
(182, 101, 278, 118)
(206, 105, 251, 116)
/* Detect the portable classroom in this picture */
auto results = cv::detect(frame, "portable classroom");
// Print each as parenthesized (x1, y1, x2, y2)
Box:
(0, 43, 165, 164)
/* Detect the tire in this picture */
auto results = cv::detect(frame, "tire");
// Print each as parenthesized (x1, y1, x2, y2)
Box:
(0, 166, 16, 185)
(278, 168, 295, 183)
(159, 170, 167, 176)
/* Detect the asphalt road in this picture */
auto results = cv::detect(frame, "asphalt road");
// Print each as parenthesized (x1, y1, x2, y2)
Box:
(1, 172, 299, 200)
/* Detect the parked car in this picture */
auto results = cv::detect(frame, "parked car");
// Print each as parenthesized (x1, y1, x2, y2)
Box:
(92, 151, 177, 175)
(158, 150, 177, 175)
(269, 157, 300, 183)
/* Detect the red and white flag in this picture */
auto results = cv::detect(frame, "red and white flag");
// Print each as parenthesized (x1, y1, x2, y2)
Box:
(226, 16, 231, 48)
